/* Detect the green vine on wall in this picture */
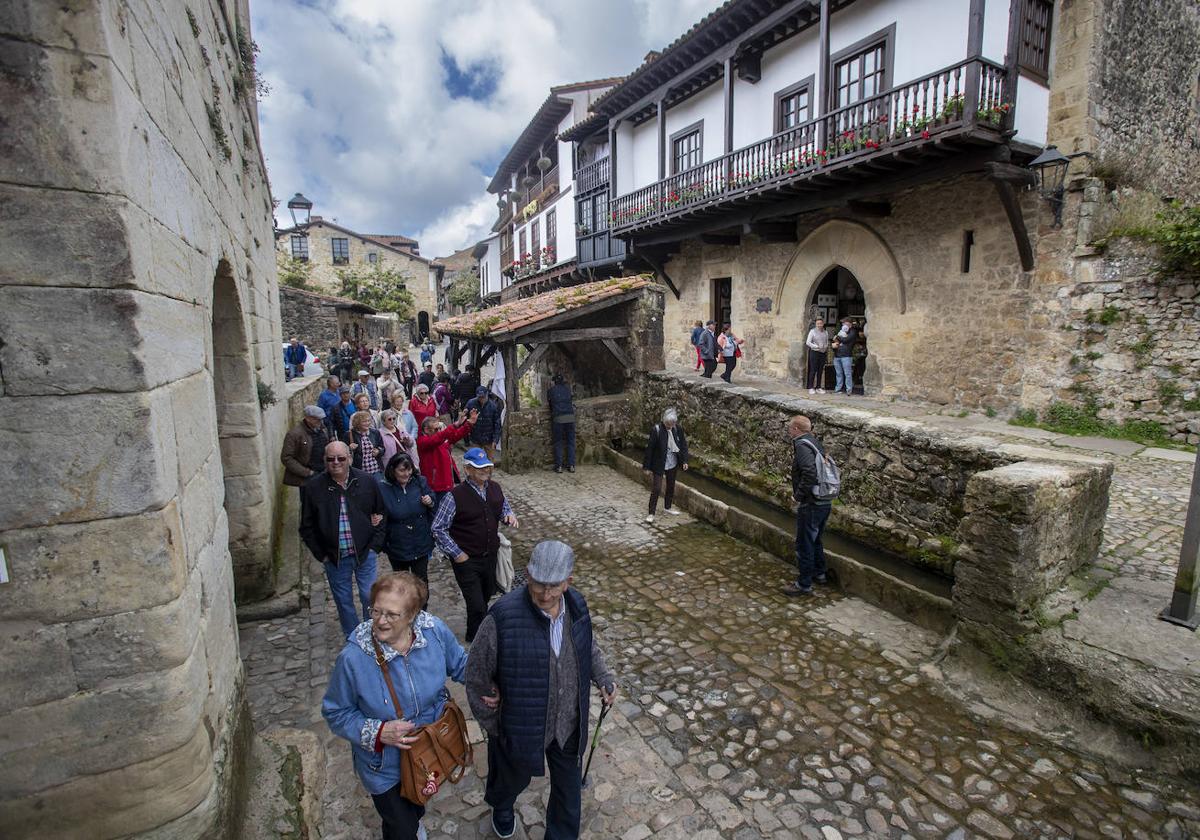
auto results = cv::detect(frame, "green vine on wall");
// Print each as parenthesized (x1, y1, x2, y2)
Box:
(1103, 202, 1200, 274)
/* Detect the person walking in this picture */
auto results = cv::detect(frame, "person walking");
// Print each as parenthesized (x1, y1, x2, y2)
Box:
(352, 369, 381, 411)
(318, 376, 343, 436)
(379, 409, 418, 471)
(354, 392, 381, 428)
(805, 318, 830, 394)
(433, 373, 454, 420)
(465, 540, 617, 840)
(465, 387, 502, 465)
(689, 320, 704, 371)
(300, 441, 385, 637)
(281, 405, 329, 500)
(454, 365, 480, 410)
(334, 385, 356, 443)
(697, 320, 719, 378)
(397, 352, 418, 400)
(408, 383, 439, 432)
(782, 415, 833, 597)
(642, 408, 689, 523)
(337, 341, 356, 382)
(284, 337, 308, 380)
(431, 447, 518, 643)
(322, 572, 467, 840)
(349, 412, 386, 475)
(377, 367, 401, 410)
(418, 363, 436, 391)
(417, 411, 477, 509)
(832, 317, 858, 395)
(377, 455, 436, 587)
(546, 374, 576, 474)
(717, 323, 745, 383)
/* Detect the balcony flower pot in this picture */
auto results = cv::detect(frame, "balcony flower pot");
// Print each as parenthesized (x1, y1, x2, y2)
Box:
(536, 156, 552, 172)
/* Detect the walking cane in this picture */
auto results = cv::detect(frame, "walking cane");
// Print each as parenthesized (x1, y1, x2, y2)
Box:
(581, 694, 612, 789)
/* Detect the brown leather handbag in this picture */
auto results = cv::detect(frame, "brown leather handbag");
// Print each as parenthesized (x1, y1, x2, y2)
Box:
(373, 639, 474, 805)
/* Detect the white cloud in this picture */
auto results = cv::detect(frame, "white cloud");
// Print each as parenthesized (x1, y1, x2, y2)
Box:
(252, 0, 723, 257)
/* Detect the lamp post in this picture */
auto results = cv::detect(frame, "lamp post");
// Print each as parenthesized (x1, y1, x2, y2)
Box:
(1162, 449, 1200, 630)
(286, 192, 313, 228)
(1027, 145, 1070, 228)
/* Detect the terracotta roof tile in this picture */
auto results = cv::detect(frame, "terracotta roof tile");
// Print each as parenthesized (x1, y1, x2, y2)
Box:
(434, 275, 654, 340)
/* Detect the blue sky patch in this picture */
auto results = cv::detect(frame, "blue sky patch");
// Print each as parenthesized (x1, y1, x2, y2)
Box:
(439, 48, 499, 102)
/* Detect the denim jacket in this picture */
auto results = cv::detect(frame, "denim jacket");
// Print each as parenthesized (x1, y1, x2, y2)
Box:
(322, 615, 467, 795)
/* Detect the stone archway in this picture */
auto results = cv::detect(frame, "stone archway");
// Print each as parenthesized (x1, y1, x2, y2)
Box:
(211, 260, 274, 603)
(774, 219, 910, 394)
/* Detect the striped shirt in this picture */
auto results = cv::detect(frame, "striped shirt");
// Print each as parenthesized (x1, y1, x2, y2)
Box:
(540, 597, 566, 656)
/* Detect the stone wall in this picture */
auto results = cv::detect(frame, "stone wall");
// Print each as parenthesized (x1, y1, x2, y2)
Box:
(502, 394, 639, 472)
(659, 176, 1042, 410)
(632, 373, 1112, 579)
(280, 286, 348, 358)
(0, 1, 287, 836)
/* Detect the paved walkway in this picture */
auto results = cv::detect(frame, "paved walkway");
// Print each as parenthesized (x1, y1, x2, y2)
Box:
(240, 465, 1199, 839)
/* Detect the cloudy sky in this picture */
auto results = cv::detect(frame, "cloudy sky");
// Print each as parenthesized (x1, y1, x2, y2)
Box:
(251, 0, 719, 258)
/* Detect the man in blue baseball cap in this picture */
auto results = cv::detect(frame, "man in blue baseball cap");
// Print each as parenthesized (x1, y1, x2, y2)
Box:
(465, 385, 503, 465)
(432, 446, 518, 642)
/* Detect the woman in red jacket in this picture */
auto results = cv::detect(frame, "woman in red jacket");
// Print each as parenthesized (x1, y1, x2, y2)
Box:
(417, 409, 476, 507)
(409, 382, 439, 431)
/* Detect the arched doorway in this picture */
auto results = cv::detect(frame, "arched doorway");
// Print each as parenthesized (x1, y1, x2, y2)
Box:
(211, 260, 274, 603)
(807, 266, 868, 394)
(417, 310, 430, 340)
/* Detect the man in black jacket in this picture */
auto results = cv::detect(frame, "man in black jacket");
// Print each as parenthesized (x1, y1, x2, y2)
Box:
(782, 415, 832, 596)
(547, 374, 576, 473)
(300, 441, 385, 636)
(697, 321, 719, 378)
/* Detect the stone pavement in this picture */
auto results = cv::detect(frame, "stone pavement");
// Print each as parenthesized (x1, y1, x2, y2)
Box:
(241, 465, 1200, 839)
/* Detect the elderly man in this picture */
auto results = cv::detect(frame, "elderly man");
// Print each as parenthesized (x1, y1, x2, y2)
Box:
(418, 361, 436, 390)
(284, 337, 308, 381)
(465, 386, 503, 465)
(431, 446, 517, 642)
(300, 441, 385, 636)
(466, 540, 617, 840)
(333, 384, 356, 442)
(317, 376, 342, 436)
(281, 405, 329, 500)
(782, 415, 833, 597)
(351, 369, 380, 411)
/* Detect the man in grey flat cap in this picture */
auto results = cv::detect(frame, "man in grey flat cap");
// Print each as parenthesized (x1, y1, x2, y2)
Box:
(281, 405, 330, 502)
(465, 540, 617, 839)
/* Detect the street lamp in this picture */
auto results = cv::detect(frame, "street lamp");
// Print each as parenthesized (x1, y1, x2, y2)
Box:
(1027, 145, 1070, 228)
(286, 192, 313, 228)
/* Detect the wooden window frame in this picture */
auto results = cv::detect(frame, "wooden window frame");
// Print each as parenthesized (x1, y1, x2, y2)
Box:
(1017, 0, 1053, 83)
(331, 237, 350, 265)
(545, 208, 557, 258)
(290, 234, 308, 261)
(828, 24, 896, 111)
(518, 228, 527, 259)
(774, 75, 816, 134)
(670, 120, 704, 176)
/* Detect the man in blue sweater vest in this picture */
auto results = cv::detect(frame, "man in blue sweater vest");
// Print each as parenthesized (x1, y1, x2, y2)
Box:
(465, 540, 617, 839)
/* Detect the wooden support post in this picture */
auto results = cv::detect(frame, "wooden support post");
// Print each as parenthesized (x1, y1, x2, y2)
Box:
(657, 99, 667, 181)
(964, 0, 986, 122)
(817, 0, 831, 154)
(503, 343, 519, 414)
(723, 56, 735, 155)
(1162, 449, 1200, 629)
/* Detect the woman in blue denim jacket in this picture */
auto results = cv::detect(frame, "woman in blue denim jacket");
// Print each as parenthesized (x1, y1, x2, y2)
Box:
(323, 572, 467, 840)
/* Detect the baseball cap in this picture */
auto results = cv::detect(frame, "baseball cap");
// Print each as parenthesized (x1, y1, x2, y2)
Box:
(358, 369, 369, 377)
(476, 386, 489, 397)
(462, 447, 494, 468)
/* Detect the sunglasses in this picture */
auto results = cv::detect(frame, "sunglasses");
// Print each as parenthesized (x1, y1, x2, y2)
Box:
(325, 456, 349, 463)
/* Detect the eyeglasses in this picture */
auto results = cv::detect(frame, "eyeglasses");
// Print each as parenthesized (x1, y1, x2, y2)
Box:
(325, 456, 349, 463)
(369, 607, 408, 623)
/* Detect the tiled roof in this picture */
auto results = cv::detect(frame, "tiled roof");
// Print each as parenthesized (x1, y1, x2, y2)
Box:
(434, 275, 654, 340)
(279, 285, 377, 314)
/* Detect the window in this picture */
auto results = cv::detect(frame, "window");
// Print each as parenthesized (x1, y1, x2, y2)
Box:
(830, 25, 894, 109)
(518, 228, 526, 259)
(670, 121, 703, 175)
(775, 77, 814, 134)
(1018, 0, 1053, 81)
(577, 197, 592, 236)
(290, 235, 308, 261)
(331, 237, 349, 265)
(595, 192, 608, 232)
(530, 219, 541, 265)
(368, 252, 378, 264)
(545, 209, 556, 259)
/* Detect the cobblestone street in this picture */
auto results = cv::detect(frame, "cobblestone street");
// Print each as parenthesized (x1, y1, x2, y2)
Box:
(241, 464, 1200, 839)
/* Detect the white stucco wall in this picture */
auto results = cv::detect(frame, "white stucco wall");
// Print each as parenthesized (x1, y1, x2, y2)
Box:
(733, 27, 820, 148)
(478, 236, 502, 298)
(1014, 76, 1049, 146)
(663, 81, 727, 163)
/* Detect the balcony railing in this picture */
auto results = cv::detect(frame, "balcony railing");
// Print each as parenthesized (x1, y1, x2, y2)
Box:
(516, 166, 560, 217)
(611, 58, 1008, 233)
(575, 157, 610, 194)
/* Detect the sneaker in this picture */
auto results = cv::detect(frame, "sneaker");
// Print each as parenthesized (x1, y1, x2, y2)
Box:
(817, 388, 825, 394)
(567, 465, 575, 473)
(781, 582, 815, 597)
(808, 388, 816, 394)
(644, 514, 655, 523)
(555, 466, 563, 473)
(664, 507, 681, 516)
(491, 808, 516, 838)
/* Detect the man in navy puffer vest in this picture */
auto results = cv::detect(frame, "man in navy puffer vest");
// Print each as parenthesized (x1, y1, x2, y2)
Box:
(465, 540, 617, 839)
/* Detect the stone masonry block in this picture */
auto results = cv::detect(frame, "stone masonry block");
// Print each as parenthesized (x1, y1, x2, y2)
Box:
(0, 389, 178, 530)
(0, 640, 208, 797)
(170, 371, 219, 484)
(179, 453, 225, 566)
(0, 622, 74, 709)
(0, 286, 205, 395)
(0, 723, 213, 839)
(66, 564, 203, 689)
(0, 502, 187, 623)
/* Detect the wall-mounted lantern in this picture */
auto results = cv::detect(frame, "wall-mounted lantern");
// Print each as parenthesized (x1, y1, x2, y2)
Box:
(1027, 145, 1071, 228)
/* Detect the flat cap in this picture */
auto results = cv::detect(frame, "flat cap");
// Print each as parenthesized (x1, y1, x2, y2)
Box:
(526, 540, 575, 584)
(303, 405, 326, 419)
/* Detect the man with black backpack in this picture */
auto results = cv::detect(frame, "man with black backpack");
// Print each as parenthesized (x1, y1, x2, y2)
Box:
(782, 415, 839, 597)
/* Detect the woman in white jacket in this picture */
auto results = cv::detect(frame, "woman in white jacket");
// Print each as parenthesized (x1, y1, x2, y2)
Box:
(805, 318, 830, 394)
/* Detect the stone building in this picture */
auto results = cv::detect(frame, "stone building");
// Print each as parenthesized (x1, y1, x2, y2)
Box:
(276, 215, 441, 339)
(0, 0, 294, 835)
(279, 285, 379, 356)
(558, 0, 1200, 440)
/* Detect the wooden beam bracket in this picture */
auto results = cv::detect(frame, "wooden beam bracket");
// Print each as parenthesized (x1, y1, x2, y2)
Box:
(600, 338, 634, 371)
(991, 179, 1035, 271)
(515, 343, 550, 380)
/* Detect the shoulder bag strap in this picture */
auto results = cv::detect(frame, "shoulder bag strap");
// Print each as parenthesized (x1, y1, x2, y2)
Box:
(372, 638, 407, 719)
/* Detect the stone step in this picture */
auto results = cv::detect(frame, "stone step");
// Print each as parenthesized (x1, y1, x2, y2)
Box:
(238, 728, 326, 840)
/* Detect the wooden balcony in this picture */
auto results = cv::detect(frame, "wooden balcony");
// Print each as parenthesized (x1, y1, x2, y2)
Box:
(611, 59, 1010, 237)
(575, 157, 610, 195)
(517, 165, 560, 216)
(577, 230, 627, 266)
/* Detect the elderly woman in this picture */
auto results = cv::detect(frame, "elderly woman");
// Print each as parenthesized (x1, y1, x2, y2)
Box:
(377, 454, 436, 586)
(377, 367, 401, 410)
(323, 572, 467, 840)
(417, 411, 475, 508)
(354, 392, 381, 428)
(409, 383, 439, 431)
(642, 407, 689, 523)
(350, 411, 386, 475)
(380, 409, 419, 470)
